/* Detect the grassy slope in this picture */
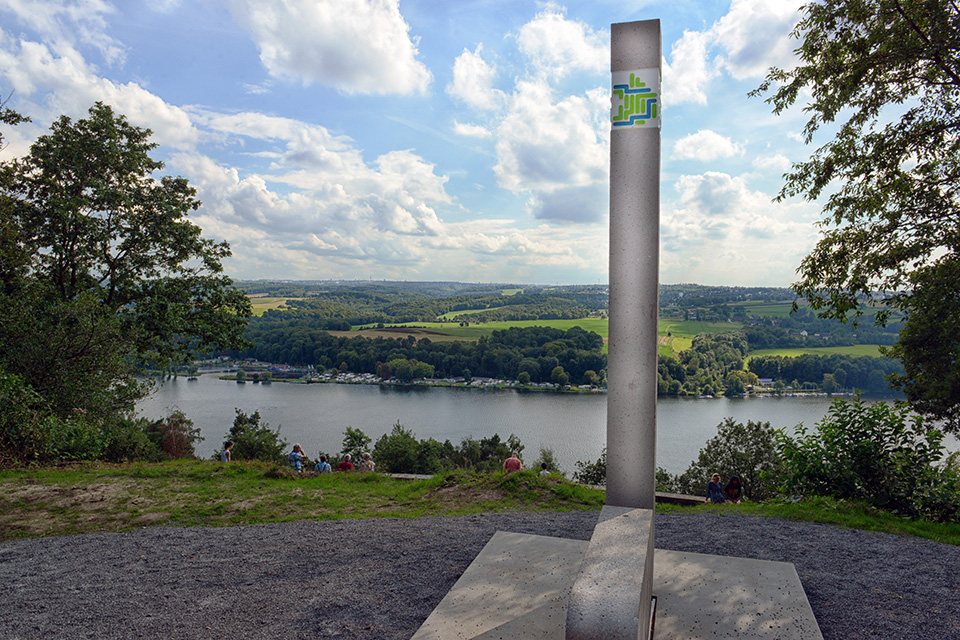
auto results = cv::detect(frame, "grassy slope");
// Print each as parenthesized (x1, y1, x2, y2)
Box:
(3, 461, 958, 546)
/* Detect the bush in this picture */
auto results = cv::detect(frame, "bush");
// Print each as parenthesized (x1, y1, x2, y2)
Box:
(451, 433, 524, 472)
(672, 418, 785, 500)
(372, 421, 448, 474)
(101, 416, 163, 462)
(145, 410, 202, 459)
(573, 448, 606, 485)
(778, 398, 959, 520)
(225, 409, 287, 464)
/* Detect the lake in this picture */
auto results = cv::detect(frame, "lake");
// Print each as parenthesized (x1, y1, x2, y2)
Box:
(136, 375, 952, 475)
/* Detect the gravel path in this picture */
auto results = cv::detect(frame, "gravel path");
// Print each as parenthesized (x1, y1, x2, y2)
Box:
(1, 511, 958, 639)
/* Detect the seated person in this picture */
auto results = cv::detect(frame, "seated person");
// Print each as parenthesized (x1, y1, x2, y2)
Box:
(724, 476, 743, 503)
(314, 455, 332, 473)
(705, 473, 725, 503)
(358, 452, 376, 472)
(337, 454, 355, 472)
(503, 453, 522, 472)
(288, 444, 307, 472)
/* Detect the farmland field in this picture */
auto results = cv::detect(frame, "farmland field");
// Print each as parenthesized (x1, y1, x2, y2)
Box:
(249, 297, 302, 316)
(747, 345, 885, 359)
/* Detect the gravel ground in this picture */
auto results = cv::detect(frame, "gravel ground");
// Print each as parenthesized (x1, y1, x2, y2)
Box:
(1, 511, 958, 640)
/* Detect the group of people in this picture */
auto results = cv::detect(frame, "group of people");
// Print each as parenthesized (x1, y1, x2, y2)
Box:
(706, 473, 742, 504)
(280, 443, 379, 474)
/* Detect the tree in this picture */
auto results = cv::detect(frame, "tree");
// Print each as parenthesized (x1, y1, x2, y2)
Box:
(753, 1, 960, 428)
(226, 409, 287, 463)
(673, 419, 785, 501)
(0, 103, 251, 417)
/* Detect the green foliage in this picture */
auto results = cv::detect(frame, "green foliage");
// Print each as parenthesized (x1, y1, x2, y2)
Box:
(100, 416, 162, 463)
(887, 259, 960, 431)
(573, 448, 606, 486)
(226, 409, 287, 464)
(372, 421, 448, 474)
(672, 418, 785, 501)
(144, 410, 202, 459)
(450, 433, 524, 473)
(0, 102, 251, 428)
(534, 447, 559, 474)
(778, 398, 960, 521)
(754, 0, 960, 429)
(340, 426, 372, 462)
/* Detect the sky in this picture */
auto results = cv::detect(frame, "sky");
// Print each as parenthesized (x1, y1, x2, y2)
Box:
(0, 0, 825, 287)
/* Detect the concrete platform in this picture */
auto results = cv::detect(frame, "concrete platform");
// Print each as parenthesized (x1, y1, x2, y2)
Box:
(412, 531, 823, 640)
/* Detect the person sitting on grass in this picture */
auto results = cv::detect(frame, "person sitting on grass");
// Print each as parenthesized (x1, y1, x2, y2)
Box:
(724, 476, 743, 503)
(314, 455, 332, 474)
(221, 440, 234, 463)
(706, 473, 725, 504)
(358, 452, 376, 472)
(288, 444, 307, 473)
(337, 454, 355, 472)
(539, 462, 550, 477)
(503, 453, 522, 472)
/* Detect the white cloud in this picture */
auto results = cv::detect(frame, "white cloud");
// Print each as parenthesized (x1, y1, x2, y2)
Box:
(660, 171, 818, 285)
(0, 0, 125, 65)
(662, 30, 715, 106)
(712, 0, 804, 80)
(448, 44, 503, 110)
(493, 82, 608, 222)
(673, 129, 744, 161)
(752, 153, 792, 171)
(452, 121, 492, 138)
(227, 0, 431, 95)
(663, 0, 802, 106)
(516, 4, 607, 78)
(0, 38, 196, 147)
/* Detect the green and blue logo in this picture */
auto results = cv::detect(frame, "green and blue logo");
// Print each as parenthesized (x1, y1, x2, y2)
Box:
(612, 69, 660, 129)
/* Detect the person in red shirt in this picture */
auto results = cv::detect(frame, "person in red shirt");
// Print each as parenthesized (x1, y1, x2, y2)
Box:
(503, 453, 522, 472)
(337, 454, 355, 472)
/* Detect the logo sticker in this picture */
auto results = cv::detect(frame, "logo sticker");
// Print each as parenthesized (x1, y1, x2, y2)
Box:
(612, 69, 660, 129)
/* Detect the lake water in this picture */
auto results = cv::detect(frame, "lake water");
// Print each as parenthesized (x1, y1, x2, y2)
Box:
(137, 375, 953, 475)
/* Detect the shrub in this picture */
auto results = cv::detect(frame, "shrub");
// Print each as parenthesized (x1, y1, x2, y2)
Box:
(225, 409, 287, 464)
(573, 448, 606, 485)
(101, 416, 162, 462)
(672, 418, 785, 500)
(145, 410, 202, 459)
(451, 433, 524, 472)
(372, 421, 447, 474)
(778, 397, 959, 520)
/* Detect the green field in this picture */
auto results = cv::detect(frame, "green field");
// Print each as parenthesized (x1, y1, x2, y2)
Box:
(747, 344, 886, 359)
(736, 300, 802, 317)
(248, 296, 302, 317)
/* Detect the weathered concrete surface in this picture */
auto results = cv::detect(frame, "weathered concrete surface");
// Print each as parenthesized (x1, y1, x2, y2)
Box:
(411, 532, 823, 640)
(566, 506, 655, 640)
(410, 531, 585, 640)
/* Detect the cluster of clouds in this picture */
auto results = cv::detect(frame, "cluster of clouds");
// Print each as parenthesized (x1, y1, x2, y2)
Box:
(0, 0, 819, 285)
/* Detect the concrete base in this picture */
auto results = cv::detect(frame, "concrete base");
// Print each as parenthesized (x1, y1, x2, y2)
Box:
(412, 532, 823, 640)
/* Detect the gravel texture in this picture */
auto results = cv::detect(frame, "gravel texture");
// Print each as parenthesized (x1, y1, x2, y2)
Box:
(1, 511, 958, 640)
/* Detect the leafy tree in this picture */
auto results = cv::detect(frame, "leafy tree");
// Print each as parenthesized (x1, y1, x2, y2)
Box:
(0, 103, 251, 420)
(340, 426, 372, 463)
(226, 409, 287, 463)
(573, 448, 606, 486)
(673, 418, 785, 501)
(753, 0, 960, 428)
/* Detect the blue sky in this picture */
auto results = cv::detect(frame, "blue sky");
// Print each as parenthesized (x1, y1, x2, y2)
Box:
(0, 0, 823, 286)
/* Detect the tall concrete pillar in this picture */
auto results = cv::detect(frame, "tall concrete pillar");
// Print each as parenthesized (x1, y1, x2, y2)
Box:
(606, 19, 661, 509)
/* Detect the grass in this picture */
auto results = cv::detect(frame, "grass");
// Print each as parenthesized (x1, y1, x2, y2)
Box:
(0, 461, 604, 541)
(3, 461, 959, 547)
